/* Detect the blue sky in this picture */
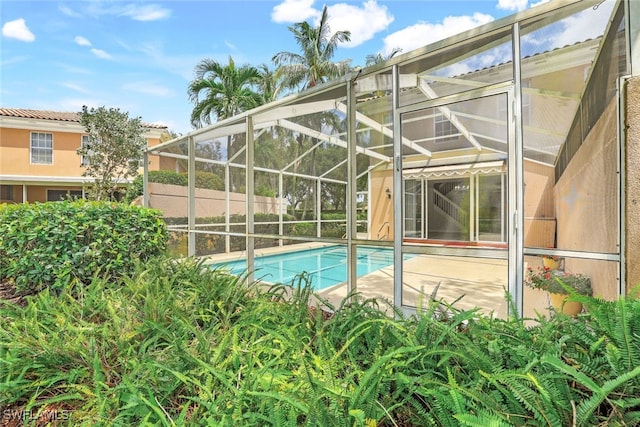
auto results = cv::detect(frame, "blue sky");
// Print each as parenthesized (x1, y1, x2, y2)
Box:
(1, 0, 577, 134)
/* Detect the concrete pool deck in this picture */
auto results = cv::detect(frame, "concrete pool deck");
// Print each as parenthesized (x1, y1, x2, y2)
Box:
(317, 254, 509, 318)
(204, 243, 512, 318)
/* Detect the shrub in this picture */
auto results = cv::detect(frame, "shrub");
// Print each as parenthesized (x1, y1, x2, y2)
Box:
(125, 170, 225, 202)
(0, 200, 168, 294)
(194, 170, 224, 190)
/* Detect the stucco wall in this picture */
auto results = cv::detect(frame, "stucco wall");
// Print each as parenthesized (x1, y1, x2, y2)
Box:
(369, 168, 394, 240)
(0, 127, 166, 178)
(148, 182, 281, 218)
(625, 77, 640, 293)
(556, 98, 619, 299)
(1, 128, 86, 176)
(524, 161, 555, 248)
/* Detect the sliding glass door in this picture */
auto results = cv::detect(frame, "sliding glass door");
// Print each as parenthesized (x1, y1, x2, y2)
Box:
(404, 172, 506, 244)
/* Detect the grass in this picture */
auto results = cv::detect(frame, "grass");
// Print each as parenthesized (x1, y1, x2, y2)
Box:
(1, 257, 640, 426)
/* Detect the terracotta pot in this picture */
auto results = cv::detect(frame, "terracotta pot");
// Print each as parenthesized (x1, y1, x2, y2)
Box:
(543, 257, 561, 270)
(549, 292, 582, 316)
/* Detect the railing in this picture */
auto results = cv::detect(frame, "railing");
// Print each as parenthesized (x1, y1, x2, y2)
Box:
(437, 181, 458, 196)
(433, 189, 468, 225)
(377, 221, 390, 240)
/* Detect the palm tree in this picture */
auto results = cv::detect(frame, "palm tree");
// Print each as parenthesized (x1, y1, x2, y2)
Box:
(272, 5, 352, 90)
(365, 47, 403, 67)
(187, 56, 262, 128)
(256, 63, 286, 104)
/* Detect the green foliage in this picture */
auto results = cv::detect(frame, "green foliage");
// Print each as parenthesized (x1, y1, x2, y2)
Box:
(148, 169, 189, 186)
(125, 170, 225, 203)
(526, 267, 593, 295)
(1, 249, 640, 425)
(194, 170, 224, 190)
(77, 105, 147, 201)
(0, 200, 168, 294)
(187, 56, 262, 128)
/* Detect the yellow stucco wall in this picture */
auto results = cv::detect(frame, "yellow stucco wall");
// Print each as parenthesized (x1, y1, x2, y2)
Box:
(369, 168, 394, 240)
(0, 127, 165, 177)
(1, 127, 84, 176)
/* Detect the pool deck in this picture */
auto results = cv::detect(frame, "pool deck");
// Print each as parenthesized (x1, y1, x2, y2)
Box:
(318, 254, 509, 318)
(204, 242, 510, 318)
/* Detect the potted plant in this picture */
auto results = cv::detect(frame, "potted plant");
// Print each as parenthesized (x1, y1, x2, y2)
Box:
(542, 254, 561, 270)
(525, 266, 592, 315)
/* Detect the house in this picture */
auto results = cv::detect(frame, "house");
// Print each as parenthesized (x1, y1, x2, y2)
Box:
(145, 0, 640, 317)
(0, 108, 169, 203)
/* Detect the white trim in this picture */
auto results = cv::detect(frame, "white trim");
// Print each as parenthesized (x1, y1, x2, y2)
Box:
(0, 175, 133, 185)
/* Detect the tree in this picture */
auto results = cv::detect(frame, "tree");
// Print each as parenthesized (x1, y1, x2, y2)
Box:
(187, 56, 262, 128)
(256, 63, 286, 104)
(365, 47, 403, 67)
(272, 5, 352, 90)
(77, 105, 147, 201)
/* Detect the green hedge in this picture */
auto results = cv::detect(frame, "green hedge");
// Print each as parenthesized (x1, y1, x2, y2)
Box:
(0, 200, 168, 294)
(125, 170, 225, 202)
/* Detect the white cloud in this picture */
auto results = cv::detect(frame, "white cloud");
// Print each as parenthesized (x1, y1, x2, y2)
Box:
(1, 55, 29, 67)
(521, 0, 615, 53)
(2, 18, 35, 42)
(122, 81, 172, 97)
(59, 5, 82, 18)
(552, 1, 615, 48)
(90, 48, 112, 60)
(272, 0, 318, 23)
(55, 62, 92, 75)
(60, 82, 91, 94)
(119, 4, 171, 21)
(530, 0, 551, 7)
(74, 36, 92, 47)
(497, 0, 529, 12)
(382, 12, 494, 56)
(271, 0, 393, 48)
(325, 1, 393, 48)
(136, 41, 203, 80)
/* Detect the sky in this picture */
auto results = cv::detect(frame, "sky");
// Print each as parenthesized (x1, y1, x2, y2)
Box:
(0, 0, 593, 135)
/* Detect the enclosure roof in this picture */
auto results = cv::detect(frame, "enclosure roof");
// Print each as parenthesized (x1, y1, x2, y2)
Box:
(149, 0, 607, 168)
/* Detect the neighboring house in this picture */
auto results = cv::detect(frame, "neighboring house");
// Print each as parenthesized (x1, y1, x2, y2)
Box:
(0, 108, 169, 203)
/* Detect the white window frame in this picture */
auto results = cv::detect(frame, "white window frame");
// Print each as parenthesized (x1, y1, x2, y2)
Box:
(30, 132, 53, 164)
(433, 113, 458, 143)
(80, 135, 91, 166)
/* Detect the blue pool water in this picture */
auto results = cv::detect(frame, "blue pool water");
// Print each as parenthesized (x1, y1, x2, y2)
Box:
(212, 245, 405, 290)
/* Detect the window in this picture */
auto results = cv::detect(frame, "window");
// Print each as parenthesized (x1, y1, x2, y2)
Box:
(434, 113, 458, 143)
(47, 189, 83, 201)
(80, 135, 91, 166)
(0, 185, 14, 201)
(31, 132, 53, 164)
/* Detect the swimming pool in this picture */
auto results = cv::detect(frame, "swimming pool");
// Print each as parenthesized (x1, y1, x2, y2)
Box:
(212, 245, 405, 290)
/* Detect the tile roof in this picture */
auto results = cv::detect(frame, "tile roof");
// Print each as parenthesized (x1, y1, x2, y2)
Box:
(0, 107, 167, 129)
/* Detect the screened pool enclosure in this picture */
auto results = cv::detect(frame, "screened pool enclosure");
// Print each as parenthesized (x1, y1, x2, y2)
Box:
(145, 0, 630, 317)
